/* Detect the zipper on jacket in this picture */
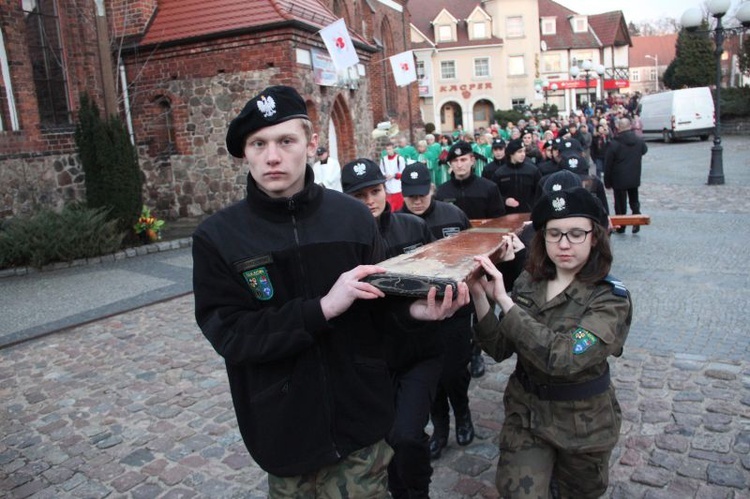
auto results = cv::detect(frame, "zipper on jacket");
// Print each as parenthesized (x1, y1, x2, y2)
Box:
(289, 207, 340, 458)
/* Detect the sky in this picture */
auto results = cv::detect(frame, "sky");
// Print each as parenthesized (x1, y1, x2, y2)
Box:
(555, 0, 692, 24)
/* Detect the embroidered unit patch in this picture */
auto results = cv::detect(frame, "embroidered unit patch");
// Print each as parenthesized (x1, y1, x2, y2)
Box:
(572, 327, 598, 355)
(243, 267, 274, 301)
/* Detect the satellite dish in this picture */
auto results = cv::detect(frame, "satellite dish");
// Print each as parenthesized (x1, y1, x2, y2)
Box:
(541, 40, 548, 52)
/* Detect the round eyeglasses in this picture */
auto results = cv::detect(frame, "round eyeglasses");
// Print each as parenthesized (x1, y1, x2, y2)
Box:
(542, 228, 593, 244)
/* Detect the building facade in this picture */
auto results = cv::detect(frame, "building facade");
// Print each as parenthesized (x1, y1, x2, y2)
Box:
(537, 0, 631, 114)
(411, 0, 541, 134)
(410, 0, 633, 135)
(1, 0, 420, 220)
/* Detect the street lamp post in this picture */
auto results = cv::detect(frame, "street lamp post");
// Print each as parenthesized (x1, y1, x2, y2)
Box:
(570, 60, 605, 110)
(681, 0, 750, 185)
(645, 54, 659, 92)
(535, 79, 558, 105)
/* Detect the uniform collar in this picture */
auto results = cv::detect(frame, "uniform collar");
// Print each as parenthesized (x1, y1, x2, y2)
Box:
(245, 165, 324, 222)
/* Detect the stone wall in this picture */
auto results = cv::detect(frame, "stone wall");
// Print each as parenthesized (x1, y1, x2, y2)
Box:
(0, 153, 85, 218)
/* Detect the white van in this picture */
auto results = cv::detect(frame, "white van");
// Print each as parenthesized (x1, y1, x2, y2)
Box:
(637, 87, 715, 143)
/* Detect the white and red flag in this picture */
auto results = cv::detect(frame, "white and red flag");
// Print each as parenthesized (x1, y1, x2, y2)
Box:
(319, 19, 360, 72)
(389, 50, 417, 87)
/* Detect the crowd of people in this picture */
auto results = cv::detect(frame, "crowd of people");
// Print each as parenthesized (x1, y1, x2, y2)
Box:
(192, 85, 636, 498)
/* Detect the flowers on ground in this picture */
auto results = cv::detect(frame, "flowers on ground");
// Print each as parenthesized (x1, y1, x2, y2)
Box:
(134, 205, 165, 242)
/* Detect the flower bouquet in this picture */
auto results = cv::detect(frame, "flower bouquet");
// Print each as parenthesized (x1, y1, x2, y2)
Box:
(134, 205, 165, 243)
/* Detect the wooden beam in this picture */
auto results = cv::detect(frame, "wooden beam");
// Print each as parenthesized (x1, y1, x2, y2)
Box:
(364, 214, 529, 297)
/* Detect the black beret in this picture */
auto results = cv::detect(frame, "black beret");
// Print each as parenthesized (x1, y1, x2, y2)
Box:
(541, 170, 581, 194)
(553, 137, 583, 153)
(559, 152, 587, 174)
(491, 138, 507, 149)
(316, 146, 327, 155)
(532, 187, 608, 230)
(446, 141, 474, 162)
(506, 138, 525, 156)
(401, 162, 432, 197)
(226, 85, 309, 158)
(341, 158, 385, 194)
(542, 138, 555, 150)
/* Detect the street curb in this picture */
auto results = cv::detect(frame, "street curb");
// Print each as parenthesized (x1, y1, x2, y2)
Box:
(0, 237, 193, 279)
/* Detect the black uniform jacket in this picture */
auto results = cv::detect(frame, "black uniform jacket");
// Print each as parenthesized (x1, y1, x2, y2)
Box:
(378, 205, 440, 370)
(491, 159, 542, 214)
(401, 199, 471, 241)
(435, 173, 506, 219)
(193, 167, 407, 477)
(603, 130, 648, 190)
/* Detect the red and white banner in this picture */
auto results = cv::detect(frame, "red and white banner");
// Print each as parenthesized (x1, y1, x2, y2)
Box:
(389, 50, 417, 87)
(319, 19, 360, 72)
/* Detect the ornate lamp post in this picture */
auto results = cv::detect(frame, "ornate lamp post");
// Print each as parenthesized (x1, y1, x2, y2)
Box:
(681, 0, 750, 185)
(535, 79, 559, 105)
(570, 60, 605, 109)
(645, 54, 659, 92)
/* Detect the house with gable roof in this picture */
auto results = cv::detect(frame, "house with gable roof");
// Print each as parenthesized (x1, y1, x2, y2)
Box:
(537, 0, 632, 113)
(409, 0, 540, 133)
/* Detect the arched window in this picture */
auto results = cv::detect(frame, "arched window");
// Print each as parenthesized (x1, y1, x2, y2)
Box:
(22, 0, 71, 126)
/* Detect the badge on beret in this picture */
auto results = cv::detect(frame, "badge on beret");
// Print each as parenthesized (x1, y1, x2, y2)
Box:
(353, 162, 367, 176)
(257, 95, 277, 118)
(409, 171, 419, 180)
(568, 157, 579, 169)
(455, 148, 462, 155)
(552, 196, 566, 212)
(572, 327, 598, 354)
(551, 183, 563, 191)
(243, 267, 274, 301)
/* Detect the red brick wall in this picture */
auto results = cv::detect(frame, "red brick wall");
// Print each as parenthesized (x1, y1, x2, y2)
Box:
(108, 0, 157, 38)
(0, 0, 106, 158)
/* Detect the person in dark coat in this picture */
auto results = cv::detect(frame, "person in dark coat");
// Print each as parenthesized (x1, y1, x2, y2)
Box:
(341, 158, 440, 499)
(400, 163, 477, 461)
(604, 117, 648, 233)
(491, 139, 542, 214)
(435, 141, 506, 379)
(481, 138, 507, 181)
(192, 85, 469, 498)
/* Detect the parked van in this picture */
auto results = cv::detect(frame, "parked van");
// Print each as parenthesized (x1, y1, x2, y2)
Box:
(637, 87, 714, 143)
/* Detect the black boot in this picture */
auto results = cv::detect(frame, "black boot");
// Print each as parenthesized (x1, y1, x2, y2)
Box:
(470, 350, 485, 378)
(455, 411, 474, 446)
(428, 432, 447, 460)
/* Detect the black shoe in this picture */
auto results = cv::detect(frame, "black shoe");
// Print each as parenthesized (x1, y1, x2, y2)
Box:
(615, 227, 626, 234)
(470, 351, 485, 378)
(455, 412, 474, 446)
(632, 225, 640, 234)
(428, 434, 447, 460)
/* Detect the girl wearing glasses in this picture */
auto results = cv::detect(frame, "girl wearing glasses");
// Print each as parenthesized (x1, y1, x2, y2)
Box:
(468, 187, 632, 498)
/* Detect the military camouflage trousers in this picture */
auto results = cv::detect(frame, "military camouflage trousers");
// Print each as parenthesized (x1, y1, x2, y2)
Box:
(495, 415, 612, 498)
(267, 439, 394, 498)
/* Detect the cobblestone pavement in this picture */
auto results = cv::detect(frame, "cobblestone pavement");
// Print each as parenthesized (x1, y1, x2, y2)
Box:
(1, 137, 749, 497)
(1, 296, 748, 498)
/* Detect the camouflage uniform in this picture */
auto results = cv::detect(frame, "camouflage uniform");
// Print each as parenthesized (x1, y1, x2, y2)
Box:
(268, 439, 393, 498)
(474, 271, 632, 498)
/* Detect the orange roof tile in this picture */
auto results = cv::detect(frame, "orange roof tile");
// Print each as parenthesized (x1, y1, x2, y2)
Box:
(408, 0, 503, 49)
(140, 0, 341, 47)
(630, 35, 678, 66)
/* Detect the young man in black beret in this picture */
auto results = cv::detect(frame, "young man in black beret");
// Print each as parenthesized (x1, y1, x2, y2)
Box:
(192, 85, 469, 497)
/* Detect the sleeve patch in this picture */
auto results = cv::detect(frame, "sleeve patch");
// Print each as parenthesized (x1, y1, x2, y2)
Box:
(572, 327, 598, 355)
